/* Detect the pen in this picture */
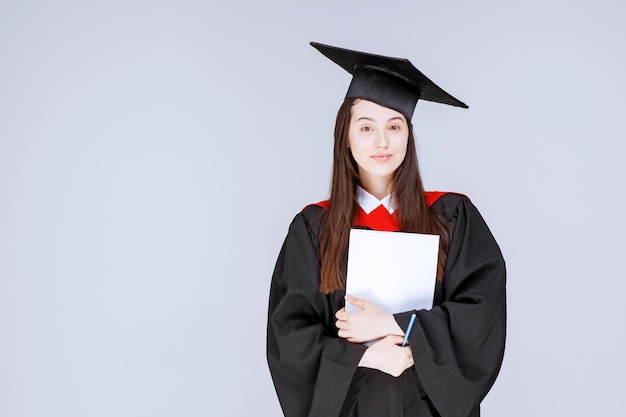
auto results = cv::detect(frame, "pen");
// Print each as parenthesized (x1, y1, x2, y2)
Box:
(401, 313, 416, 347)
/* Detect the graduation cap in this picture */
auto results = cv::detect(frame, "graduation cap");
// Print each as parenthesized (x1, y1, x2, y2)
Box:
(310, 42, 468, 119)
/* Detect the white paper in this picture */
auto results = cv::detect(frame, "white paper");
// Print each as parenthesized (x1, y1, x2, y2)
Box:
(345, 228, 439, 314)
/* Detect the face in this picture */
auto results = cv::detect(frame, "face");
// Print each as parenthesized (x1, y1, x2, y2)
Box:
(348, 99, 409, 196)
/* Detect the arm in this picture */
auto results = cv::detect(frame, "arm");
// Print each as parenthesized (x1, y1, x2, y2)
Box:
(356, 335, 414, 377)
(335, 295, 404, 343)
(394, 196, 507, 417)
(335, 295, 416, 377)
(267, 212, 366, 417)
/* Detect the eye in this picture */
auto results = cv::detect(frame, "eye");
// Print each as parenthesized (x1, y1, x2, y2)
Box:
(360, 126, 372, 132)
(389, 124, 401, 131)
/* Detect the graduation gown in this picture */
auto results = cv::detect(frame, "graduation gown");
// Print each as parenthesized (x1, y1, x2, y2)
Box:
(266, 193, 506, 417)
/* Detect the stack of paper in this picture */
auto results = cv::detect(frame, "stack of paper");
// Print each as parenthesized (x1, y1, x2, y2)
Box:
(345, 228, 439, 314)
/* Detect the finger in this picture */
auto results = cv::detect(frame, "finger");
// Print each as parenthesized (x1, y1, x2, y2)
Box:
(345, 294, 367, 308)
(335, 308, 347, 320)
(335, 320, 348, 330)
(338, 328, 353, 338)
(386, 335, 405, 345)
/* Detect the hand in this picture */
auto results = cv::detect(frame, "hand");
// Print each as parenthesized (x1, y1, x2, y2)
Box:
(358, 335, 414, 377)
(335, 295, 404, 343)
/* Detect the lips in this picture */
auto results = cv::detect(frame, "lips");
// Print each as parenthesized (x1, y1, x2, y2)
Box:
(372, 154, 392, 162)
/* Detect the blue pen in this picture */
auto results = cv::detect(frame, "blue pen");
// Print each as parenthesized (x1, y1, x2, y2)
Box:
(401, 313, 416, 347)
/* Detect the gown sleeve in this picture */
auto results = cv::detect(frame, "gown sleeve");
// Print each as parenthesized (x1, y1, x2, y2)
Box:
(394, 195, 507, 417)
(267, 210, 367, 417)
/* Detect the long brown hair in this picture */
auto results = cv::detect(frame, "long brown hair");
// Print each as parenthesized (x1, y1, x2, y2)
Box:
(318, 98, 451, 294)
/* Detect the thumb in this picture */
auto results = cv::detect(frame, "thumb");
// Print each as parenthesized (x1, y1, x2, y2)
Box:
(385, 334, 405, 346)
(345, 294, 367, 308)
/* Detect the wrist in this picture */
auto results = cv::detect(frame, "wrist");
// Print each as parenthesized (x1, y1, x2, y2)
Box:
(358, 348, 371, 367)
(386, 313, 404, 336)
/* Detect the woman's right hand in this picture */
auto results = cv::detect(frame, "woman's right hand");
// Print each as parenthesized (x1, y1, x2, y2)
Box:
(357, 335, 414, 377)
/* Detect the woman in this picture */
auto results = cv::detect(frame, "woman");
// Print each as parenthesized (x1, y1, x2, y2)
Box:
(267, 42, 506, 417)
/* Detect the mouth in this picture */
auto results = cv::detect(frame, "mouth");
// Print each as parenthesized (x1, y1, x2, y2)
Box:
(372, 154, 392, 162)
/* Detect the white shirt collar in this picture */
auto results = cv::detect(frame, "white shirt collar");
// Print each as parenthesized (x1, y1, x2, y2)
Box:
(357, 186, 396, 215)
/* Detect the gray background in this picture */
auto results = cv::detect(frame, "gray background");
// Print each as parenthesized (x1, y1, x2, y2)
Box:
(1, 1, 625, 416)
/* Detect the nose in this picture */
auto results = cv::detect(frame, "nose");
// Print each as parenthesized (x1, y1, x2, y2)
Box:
(375, 131, 389, 148)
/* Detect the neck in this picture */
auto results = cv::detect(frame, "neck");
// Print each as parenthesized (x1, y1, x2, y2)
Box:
(359, 176, 392, 200)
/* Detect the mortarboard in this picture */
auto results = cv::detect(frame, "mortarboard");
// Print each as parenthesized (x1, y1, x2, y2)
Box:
(310, 42, 468, 119)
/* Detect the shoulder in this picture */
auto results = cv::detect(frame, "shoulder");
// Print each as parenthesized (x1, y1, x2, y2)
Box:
(282, 202, 327, 247)
(301, 199, 330, 224)
(427, 191, 471, 221)
(432, 193, 502, 258)
(425, 191, 469, 206)
(304, 199, 330, 210)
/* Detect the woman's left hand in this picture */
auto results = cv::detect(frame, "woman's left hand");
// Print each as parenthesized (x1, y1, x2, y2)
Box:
(335, 295, 404, 343)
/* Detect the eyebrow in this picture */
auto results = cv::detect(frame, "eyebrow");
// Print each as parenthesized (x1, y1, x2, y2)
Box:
(355, 116, 405, 122)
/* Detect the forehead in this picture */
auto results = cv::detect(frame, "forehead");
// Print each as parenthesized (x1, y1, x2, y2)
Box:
(350, 99, 406, 121)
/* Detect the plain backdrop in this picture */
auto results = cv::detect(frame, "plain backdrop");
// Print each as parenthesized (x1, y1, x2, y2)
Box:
(1, 1, 625, 416)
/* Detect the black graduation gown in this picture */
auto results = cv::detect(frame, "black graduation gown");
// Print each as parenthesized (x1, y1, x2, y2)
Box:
(266, 193, 506, 417)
